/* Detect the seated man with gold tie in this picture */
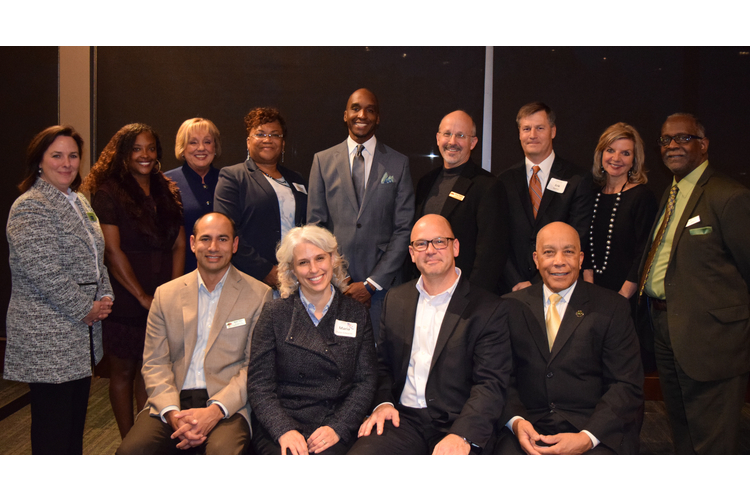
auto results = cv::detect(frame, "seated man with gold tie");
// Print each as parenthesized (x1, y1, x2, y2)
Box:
(495, 222, 644, 455)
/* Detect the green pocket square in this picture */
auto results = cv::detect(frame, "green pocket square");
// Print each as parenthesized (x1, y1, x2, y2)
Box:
(688, 226, 712, 235)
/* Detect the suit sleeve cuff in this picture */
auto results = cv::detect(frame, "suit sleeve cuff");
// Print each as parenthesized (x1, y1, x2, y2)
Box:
(160, 405, 179, 423)
(506, 416, 524, 433)
(209, 400, 228, 419)
(581, 430, 599, 448)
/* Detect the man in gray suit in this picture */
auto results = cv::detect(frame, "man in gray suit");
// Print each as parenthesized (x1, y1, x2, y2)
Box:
(308, 88, 415, 340)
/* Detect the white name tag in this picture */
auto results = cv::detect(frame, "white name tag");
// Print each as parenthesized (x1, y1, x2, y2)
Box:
(686, 215, 701, 227)
(334, 319, 357, 337)
(547, 178, 568, 194)
(226, 318, 246, 329)
(292, 183, 307, 194)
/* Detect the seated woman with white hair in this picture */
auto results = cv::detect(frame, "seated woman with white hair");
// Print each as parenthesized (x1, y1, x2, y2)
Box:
(247, 224, 377, 455)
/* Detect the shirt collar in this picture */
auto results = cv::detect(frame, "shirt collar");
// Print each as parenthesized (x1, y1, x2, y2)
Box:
(674, 160, 708, 190)
(415, 267, 462, 302)
(347, 135, 377, 156)
(198, 266, 231, 294)
(525, 150, 556, 174)
(543, 279, 577, 304)
(299, 283, 336, 313)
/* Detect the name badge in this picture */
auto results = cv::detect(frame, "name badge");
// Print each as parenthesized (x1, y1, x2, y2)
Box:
(86, 212, 98, 222)
(226, 318, 246, 329)
(292, 183, 307, 194)
(334, 319, 357, 337)
(547, 178, 568, 194)
(686, 215, 701, 227)
(449, 191, 465, 201)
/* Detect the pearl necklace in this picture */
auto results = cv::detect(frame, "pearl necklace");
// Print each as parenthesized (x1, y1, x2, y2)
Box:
(589, 181, 627, 275)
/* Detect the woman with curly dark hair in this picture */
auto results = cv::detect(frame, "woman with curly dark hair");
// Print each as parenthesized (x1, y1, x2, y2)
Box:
(214, 107, 307, 294)
(84, 123, 185, 439)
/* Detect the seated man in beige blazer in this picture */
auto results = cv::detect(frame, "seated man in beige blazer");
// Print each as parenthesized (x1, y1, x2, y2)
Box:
(117, 212, 272, 454)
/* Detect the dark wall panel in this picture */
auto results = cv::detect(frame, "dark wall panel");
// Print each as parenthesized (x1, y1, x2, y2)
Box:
(95, 47, 486, 186)
(0, 47, 59, 337)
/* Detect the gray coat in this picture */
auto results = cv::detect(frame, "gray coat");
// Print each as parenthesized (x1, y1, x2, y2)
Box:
(4, 177, 113, 384)
(247, 290, 377, 444)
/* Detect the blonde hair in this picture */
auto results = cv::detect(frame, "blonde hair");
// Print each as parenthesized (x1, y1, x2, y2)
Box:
(592, 122, 647, 186)
(174, 118, 222, 160)
(276, 225, 349, 299)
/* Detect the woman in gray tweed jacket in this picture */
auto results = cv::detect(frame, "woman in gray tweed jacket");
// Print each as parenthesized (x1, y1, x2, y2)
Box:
(4, 126, 114, 454)
(248, 225, 377, 455)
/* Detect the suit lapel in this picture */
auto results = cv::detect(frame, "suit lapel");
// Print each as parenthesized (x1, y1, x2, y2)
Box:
(429, 277, 470, 372)
(535, 158, 564, 226)
(512, 165, 536, 227)
(180, 271, 200, 376)
(359, 141, 386, 217)
(247, 159, 283, 228)
(206, 267, 242, 355)
(284, 293, 337, 362)
(440, 175, 472, 219)
(668, 167, 711, 264)
(395, 285, 420, 384)
(520, 283, 550, 360)
(334, 141, 360, 215)
(549, 281, 588, 364)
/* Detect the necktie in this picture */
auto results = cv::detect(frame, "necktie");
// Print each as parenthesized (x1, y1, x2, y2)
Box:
(638, 185, 679, 298)
(352, 144, 365, 207)
(529, 165, 542, 218)
(546, 293, 562, 351)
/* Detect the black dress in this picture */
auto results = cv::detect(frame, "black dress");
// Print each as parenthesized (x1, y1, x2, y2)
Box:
(587, 184, 657, 292)
(92, 180, 181, 360)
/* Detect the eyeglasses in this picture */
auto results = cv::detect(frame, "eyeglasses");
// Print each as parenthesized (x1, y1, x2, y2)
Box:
(657, 134, 703, 147)
(410, 237, 455, 252)
(439, 132, 474, 140)
(252, 133, 284, 140)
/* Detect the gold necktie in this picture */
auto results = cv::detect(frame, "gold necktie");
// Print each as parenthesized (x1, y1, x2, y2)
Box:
(638, 185, 679, 298)
(546, 293, 562, 351)
(529, 165, 542, 218)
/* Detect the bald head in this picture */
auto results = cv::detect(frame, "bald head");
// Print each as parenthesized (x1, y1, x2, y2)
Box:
(409, 214, 460, 292)
(436, 110, 478, 168)
(533, 222, 583, 292)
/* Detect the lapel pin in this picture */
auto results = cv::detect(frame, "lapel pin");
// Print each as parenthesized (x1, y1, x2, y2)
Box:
(576, 310, 584, 318)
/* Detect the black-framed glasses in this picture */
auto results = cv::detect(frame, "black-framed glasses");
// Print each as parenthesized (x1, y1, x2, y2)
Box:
(657, 134, 703, 147)
(410, 237, 455, 252)
(252, 132, 284, 140)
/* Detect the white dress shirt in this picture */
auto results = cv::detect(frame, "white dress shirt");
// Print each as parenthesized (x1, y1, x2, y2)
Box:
(399, 268, 462, 408)
(160, 268, 230, 421)
(524, 151, 556, 194)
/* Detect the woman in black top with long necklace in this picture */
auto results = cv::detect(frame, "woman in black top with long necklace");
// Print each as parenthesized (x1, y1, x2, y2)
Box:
(583, 122, 657, 299)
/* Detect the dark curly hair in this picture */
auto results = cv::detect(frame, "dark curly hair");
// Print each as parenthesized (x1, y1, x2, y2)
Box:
(83, 123, 182, 248)
(244, 107, 287, 138)
(20, 125, 84, 193)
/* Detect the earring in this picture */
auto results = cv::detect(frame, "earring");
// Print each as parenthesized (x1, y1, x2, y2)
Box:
(38, 167, 42, 175)
(282, 150, 285, 165)
(152, 160, 162, 174)
(600, 166, 605, 173)
(627, 168, 633, 178)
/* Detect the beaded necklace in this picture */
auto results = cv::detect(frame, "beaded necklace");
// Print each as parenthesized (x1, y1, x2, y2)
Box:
(589, 180, 627, 275)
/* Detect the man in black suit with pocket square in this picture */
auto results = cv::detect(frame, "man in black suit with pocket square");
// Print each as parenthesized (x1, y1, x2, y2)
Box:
(496, 221, 643, 455)
(348, 214, 510, 455)
(498, 102, 593, 294)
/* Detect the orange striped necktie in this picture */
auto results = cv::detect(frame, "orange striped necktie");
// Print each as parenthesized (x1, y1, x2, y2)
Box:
(529, 165, 542, 218)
